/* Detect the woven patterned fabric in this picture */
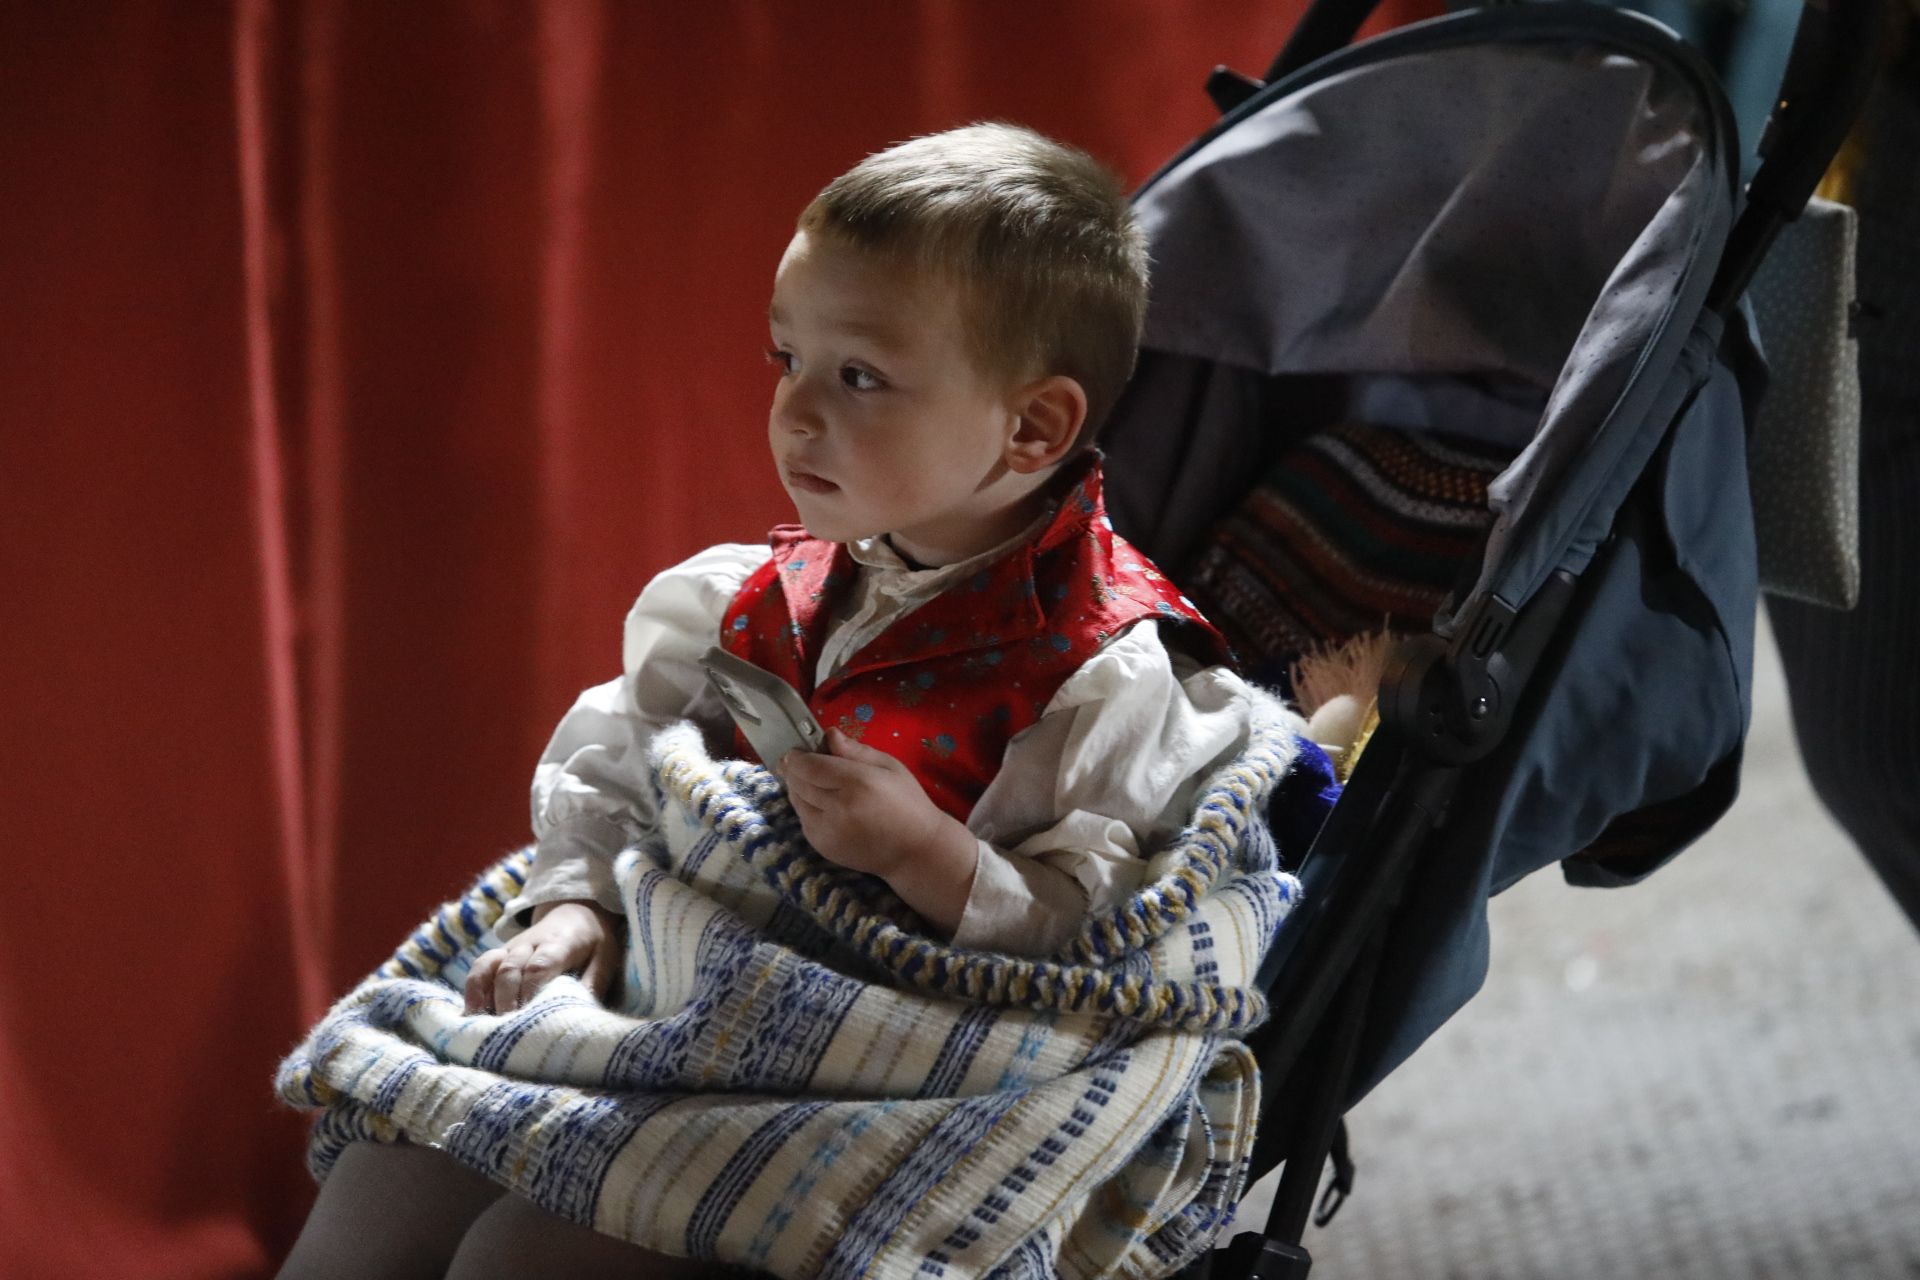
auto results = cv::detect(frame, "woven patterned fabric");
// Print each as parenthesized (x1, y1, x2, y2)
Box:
(1184, 422, 1509, 688)
(277, 703, 1313, 1279)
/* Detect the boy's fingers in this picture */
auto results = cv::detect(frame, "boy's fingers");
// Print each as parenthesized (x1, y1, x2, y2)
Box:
(515, 941, 586, 1008)
(826, 729, 895, 766)
(784, 751, 853, 790)
(781, 749, 820, 778)
(464, 951, 500, 1014)
(531, 942, 575, 986)
(493, 956, 526, 1012)
(583, 934, 620, 999)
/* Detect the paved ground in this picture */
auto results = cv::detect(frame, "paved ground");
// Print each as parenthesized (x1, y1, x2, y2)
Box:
(1234, 615, 1920, 1278)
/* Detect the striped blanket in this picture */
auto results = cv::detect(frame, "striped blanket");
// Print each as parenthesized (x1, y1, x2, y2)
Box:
(276, 696, 1307, 1279)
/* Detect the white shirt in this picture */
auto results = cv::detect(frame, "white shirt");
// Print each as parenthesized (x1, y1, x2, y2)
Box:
(501, 532, 1256, 958)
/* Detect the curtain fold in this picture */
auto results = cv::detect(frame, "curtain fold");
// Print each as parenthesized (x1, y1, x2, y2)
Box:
(236, 0, 334, 1021)
(0, 3, 1435, 1275)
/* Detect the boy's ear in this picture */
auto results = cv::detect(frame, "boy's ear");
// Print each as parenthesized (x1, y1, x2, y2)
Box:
(1004, 375, 1088, 474)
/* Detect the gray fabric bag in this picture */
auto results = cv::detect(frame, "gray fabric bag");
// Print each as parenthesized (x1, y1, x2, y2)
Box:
(1746, 195, 1862, 609)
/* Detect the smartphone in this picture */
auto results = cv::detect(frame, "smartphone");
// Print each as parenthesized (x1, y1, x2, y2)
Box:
(699, 646, 827, 771)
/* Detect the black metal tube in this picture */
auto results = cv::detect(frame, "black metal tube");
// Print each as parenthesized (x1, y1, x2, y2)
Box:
(1265, 0, 1387, 80)
(1265, 931, 1389, 1248)
(1245, 743, 1460, 1146)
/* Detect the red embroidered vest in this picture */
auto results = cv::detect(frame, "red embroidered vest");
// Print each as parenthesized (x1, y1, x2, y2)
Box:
(719, 457, 1231, 822)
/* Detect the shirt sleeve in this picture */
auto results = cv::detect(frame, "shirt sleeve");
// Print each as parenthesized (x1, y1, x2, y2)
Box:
(496, 541, 770, 940)
(950, 623, 1255, 957)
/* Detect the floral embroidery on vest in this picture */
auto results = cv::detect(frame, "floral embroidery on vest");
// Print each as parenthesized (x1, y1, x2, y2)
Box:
(719, 456, 1230, 822)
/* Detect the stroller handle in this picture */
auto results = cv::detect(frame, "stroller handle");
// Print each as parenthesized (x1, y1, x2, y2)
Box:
(1705, 0, 1892, 311)
(1254, 0, 1890, 313)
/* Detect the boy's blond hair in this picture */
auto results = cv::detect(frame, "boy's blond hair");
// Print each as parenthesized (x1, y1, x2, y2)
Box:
(799, 122, 1148, 443)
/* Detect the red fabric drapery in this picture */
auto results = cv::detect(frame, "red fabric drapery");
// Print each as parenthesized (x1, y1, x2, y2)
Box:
(0, 3, 1437, 1275)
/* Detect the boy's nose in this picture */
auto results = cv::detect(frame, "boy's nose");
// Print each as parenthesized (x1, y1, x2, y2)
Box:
(773, 382, 824, 437)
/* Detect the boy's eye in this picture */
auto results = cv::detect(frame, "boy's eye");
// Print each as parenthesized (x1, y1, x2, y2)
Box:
(841, 366, 883, 392)
(764, 348, 794, 375)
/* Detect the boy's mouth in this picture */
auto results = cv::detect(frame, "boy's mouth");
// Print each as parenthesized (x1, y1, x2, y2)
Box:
(785, 467, 838, 494)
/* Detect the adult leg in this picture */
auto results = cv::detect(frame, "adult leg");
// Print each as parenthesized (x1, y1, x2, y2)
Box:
(444, 1189, 763, 1280)
(276, 1141, 507, 1280)
(1770, 437, 1920, 931)
(1768, 56, 1920, 934)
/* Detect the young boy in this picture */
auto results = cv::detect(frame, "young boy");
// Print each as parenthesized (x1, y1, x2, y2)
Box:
(463, 120, 1252, 1020)
(280, 122, 1256, 1279)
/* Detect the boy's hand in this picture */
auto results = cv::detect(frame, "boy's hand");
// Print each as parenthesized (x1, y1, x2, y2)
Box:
(782, 729, 946, 877)
(782, 729, 977, 933)
(463, 900, 622, 1015)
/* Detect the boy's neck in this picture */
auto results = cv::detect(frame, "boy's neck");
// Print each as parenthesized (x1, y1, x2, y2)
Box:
(881, 536, 936, 572)
(882, 495, 1045, 569)
(879, 452, 1098, 568)
(882, 470, 1063, 568)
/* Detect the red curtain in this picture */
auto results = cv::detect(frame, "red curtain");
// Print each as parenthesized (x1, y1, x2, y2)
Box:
(0, 3, 1436, 1276)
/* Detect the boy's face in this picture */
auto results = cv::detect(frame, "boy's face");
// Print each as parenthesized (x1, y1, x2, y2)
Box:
(767, 230, 1030, 566)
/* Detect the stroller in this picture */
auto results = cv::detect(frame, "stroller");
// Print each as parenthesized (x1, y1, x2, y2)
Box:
(1095, 0, 1889, 1274)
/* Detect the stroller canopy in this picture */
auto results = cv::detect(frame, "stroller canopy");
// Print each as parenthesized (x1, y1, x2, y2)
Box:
(1109, 5, 1737, 626)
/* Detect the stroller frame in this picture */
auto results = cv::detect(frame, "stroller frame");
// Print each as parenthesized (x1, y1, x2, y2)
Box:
(1145, 0, 1893, 1275)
